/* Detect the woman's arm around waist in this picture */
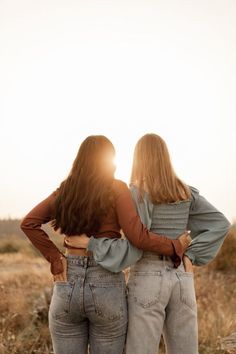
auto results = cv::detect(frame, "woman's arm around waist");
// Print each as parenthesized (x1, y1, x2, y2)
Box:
(113, 180, 184, 263)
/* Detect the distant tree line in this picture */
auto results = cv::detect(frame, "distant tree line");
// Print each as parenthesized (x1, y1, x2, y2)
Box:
(0, 218, 25, 238)
(0, 218, 59, 239)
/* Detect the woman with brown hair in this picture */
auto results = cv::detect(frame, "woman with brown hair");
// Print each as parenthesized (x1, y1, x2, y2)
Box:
(65, 133, 231, 354)
(20, 135, 190, 354)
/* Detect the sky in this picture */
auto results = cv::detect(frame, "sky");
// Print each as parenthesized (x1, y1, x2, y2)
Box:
(0, 0, 235, 222)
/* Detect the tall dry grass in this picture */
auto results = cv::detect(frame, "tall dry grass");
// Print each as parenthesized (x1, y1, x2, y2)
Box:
(0, 254, 52, 354)
(195, 228, 236, 354)
(0, 226, 235, 353)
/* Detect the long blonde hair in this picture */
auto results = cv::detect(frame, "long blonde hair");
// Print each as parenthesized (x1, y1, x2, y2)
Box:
(130, 133, 191, 203)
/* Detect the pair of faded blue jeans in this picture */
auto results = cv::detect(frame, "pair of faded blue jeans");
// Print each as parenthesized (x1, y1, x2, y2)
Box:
(49, 253, 198, 354)
(49, 254, 128, 354)
(125, 252, 198, 354)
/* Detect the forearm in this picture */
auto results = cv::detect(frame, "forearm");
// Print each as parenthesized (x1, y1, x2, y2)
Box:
(186, 188, 231, 266)
(115, 184, 183, 264)
(184, 227, 230, 265)
(123, 216, 182, 256)
(20, 189, 64, 275)
(21, 217, 64, 274)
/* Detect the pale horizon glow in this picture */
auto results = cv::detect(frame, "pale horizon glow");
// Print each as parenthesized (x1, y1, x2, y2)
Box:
(1, 0, 236, 222)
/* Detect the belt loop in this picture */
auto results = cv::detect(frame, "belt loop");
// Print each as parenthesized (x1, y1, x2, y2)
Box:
(83, 257, 88, 268)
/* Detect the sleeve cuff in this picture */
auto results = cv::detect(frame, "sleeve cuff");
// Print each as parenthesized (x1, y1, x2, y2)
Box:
(87, 236, 96, 252)
(184, 250, 196, 264)
(50, 254, 65, 275)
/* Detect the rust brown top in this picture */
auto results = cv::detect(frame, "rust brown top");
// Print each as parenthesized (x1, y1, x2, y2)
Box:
(20, 180, 183, 275)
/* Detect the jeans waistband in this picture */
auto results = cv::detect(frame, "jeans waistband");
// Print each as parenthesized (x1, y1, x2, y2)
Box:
(65, 254, 98, 267)
(142, 251, 171, 260)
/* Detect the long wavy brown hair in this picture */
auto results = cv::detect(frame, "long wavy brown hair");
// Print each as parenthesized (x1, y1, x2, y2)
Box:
(51, 135, 116, 235)
(130, 133, 191, 203)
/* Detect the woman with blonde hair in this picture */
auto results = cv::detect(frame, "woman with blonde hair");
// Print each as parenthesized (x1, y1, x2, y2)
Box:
(66, 133, 230, 354)
(20, 135, 191, 354)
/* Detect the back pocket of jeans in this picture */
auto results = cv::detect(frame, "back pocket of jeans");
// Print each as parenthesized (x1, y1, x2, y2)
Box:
(89, 282, 126, 321)
(127, 271, 163, 309)
(178, 272, 197, 311)
(49, 277, 76, 320)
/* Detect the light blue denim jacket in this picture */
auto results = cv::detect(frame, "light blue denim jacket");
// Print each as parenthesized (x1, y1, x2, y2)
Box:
(87, 185, 231, 272)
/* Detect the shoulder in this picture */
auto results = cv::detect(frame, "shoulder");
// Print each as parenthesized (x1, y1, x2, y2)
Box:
(129, 183, 140, 203)
(129, 183, 147, 203)
(50, 187, 60, 201)
(187, 185, 200, 210)
(129, 183, 138, 195)
(112, 179, 130, 196)
(52, 187, 60, 196)
(188, 185, 200, 200)
(46, 187, 60, 210)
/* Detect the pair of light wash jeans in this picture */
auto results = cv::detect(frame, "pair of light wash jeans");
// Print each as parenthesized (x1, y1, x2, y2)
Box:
(48, 254, 128, 354)
(125, 251, 198, 354)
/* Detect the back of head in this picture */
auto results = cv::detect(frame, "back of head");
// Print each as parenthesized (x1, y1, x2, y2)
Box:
(51, 135, 116, 235)
(130, 133, 190, 203)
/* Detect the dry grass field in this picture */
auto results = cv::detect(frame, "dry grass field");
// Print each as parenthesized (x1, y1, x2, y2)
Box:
(0, 223, 236, 354)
